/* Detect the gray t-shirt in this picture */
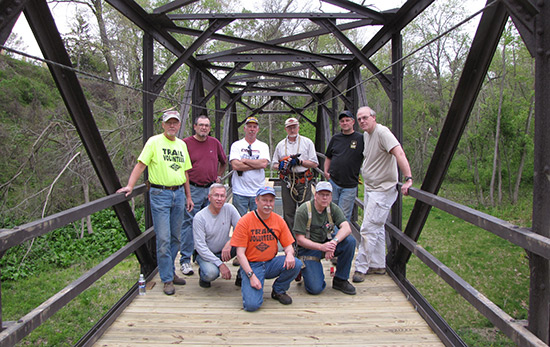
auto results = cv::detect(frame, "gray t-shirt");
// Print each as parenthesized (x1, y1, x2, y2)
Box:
(193, 203, 241, 267)
(361, 124, 400, 192)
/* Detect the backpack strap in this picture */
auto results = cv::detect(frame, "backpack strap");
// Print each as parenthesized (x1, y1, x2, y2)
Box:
(305, 201, 312, 239)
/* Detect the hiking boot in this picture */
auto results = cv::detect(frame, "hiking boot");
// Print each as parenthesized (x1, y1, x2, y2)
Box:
(367, 267, 386, 275)
(173, 274, 186, 285)
(181, 262, 194, 275)
(271, 290, 292, 305)
(332, 277, 356, 295)
(163, 281, 175, 295)
(352, 271, 366, 283)
(199, 278, 211, 288)
(234, 272, 242, 287)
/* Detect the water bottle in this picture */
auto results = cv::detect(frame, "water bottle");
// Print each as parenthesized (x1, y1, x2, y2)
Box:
(138, 274, 146, 295)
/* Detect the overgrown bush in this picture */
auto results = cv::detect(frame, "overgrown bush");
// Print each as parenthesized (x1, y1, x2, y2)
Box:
(0, 208, 143, 281)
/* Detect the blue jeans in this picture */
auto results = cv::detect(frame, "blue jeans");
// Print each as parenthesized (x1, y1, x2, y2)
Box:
(298, 234, 356, 295)
(196, 253, 223, 282)
(149, 187, 185, 283)
(329, 179, 357, 222)
(180, 185, 209, 264)
(239, 256, 302, 312)
(233, 194, 257, 216)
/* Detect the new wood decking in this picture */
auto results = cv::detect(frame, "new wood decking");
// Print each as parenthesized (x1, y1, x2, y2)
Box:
(94, 260, 443, 346)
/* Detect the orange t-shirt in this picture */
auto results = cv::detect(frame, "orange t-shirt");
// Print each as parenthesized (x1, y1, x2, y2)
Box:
(230, 211, 295, 262)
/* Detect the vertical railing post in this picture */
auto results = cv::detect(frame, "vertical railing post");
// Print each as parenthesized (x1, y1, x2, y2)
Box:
(529, 1, 550, 343)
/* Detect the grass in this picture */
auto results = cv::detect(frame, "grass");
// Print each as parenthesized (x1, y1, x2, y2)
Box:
(402, 183, 531, 346)
(3, 256, 139, 346)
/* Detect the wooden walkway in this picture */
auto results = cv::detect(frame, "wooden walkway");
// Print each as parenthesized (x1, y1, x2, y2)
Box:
(94, 259, 444, 346)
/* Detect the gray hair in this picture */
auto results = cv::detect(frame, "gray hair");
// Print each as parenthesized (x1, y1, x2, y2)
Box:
(358, 106, 376, 118)
(209, 183, 226, 194)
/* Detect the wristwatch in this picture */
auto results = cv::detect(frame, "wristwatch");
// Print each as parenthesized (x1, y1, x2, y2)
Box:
(332, 237, 339, 244)
(404, 176, 413, 182)
(246, 271, 254, 278)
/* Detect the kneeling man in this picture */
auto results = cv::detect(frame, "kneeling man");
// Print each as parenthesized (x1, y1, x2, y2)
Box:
(193, 184, 241, 288)
(231, 186, 302, 312)
(293, 181, 357, 295)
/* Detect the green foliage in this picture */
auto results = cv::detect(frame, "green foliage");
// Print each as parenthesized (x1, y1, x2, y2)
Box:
(3, 257, 138, 346)
(405, 183, 531, 346)
(0, 208, 142, 281)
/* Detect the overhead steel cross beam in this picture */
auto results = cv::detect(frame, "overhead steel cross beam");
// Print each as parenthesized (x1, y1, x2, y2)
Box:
(304, 62, 353, 110)
(153, 0, 198, 14)
(199, 53, 351, 64)
(106, 0, 233, 102)
(200, 62, 247, 107)
(23, 0, 155, 270)
(199, 19, 377, 61)
(319, 0, 434, 100)
(298, 82, 332, 117)
(320, 0, 389, 24)
(169, 13, 372, 20)
(223, 66, 323, 84)
(152, 18, 233, 93)
(183, 29, 350, 64)
(311, 18, 392, 96)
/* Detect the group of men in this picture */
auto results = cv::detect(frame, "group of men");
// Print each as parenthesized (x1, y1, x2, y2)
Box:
(117, 105, 413, 312)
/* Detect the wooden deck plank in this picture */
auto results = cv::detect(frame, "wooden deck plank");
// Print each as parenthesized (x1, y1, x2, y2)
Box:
(94, 259, 443, 347)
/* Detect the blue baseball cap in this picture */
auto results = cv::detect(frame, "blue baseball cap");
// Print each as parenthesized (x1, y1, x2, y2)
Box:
(256, 186, 276, 197)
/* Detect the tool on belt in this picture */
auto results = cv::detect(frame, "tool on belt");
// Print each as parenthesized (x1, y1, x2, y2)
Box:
(278, 153, 313, 203)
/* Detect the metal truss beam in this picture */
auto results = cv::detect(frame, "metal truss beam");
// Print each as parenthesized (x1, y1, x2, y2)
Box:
(389, 0, 508, 272)
(320, 0, 390, 24)
(169, 13, 377, 20)
(24, 0, 155, 271)
(152, 18, 232, 93)
(198, 19, 375, 61)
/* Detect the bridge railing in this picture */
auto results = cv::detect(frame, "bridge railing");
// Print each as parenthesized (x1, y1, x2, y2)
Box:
(374, 186, 550, 347)
(0, 185, 153, 347)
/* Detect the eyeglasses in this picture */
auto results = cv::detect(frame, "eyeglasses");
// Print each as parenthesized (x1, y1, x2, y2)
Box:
(197, 123, 210, 127)
(211, 194, 226, 199)
(247, 145, 253, 157)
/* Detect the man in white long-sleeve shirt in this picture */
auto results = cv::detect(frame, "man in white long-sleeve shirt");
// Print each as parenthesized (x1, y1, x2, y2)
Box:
(193, 183, 241, 288)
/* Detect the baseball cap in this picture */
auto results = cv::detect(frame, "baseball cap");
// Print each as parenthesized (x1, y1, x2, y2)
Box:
(316, 181, 333, 193)
(245, 116, 259, 125)
(284, 117, 299, 127)
(256, 186, 276, 197)
(338, 110, 355, 120)
(162, 110, 181, 122)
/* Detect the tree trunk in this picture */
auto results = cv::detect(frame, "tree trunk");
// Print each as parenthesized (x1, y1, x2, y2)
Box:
(512, 95, 534, 203)
(92, 0, 119, 84)
(490, 44, 507, 206)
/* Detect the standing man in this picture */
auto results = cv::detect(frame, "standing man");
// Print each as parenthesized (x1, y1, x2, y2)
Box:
(229, 116, 270, 216)
(179, 115, 228, 276)
(117, 110, 193, 296)
(272, 117, 319, 231)
(352, 106, 413, 283)
(294, 181, 357, 295)
(324, 110, 364, 221)
(193, 184, 241, 288)
(230, 186, 302, 312)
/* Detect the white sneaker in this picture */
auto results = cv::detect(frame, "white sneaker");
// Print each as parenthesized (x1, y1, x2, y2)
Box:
(181, 262, 194, 276)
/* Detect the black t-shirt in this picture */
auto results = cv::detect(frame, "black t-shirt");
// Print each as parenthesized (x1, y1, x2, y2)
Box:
(325, 131, 364, 188)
